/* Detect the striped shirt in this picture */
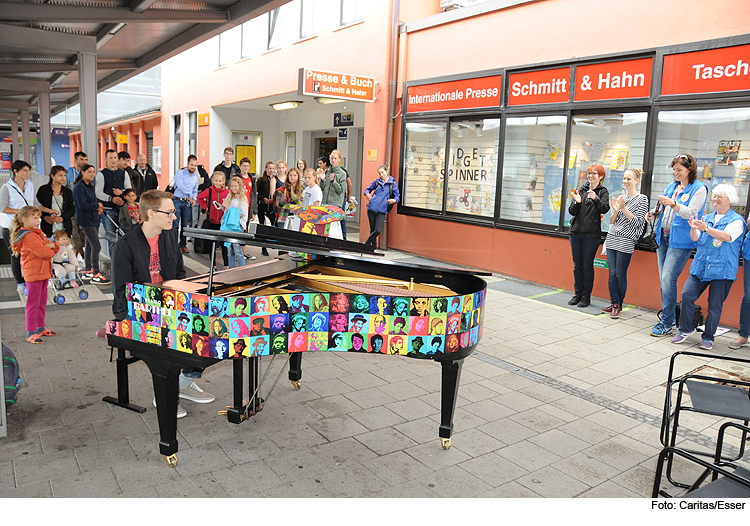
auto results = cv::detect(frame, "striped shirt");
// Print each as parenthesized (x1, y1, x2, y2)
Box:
(606, 193, 649, 254)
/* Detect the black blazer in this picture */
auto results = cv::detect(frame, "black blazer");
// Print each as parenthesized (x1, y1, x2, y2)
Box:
(111, 226, 186, 320)
(36, 183, 75, 237)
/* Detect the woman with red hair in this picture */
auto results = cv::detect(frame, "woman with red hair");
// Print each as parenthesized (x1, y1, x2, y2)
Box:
(567, 164, 609, 308)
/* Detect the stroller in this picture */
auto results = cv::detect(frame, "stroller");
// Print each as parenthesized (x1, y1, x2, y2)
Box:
(50, 267, 88, 304)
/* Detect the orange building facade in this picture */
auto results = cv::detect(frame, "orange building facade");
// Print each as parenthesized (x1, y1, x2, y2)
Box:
(149, 0, 750, 327)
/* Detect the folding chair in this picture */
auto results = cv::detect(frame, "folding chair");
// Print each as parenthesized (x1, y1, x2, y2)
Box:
(660, 350, 750, 488)
(652, 447, 750, 498)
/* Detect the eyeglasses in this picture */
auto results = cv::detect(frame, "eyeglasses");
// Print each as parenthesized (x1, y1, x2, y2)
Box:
(155, 209, 176, 218)
(586, 172, 599, 176)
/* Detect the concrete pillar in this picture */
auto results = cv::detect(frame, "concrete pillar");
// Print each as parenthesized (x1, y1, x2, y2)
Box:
(78, 52, 98, 170)
(20, 109, 30, 165)
(139, 126, 146, 157)
(10, 114, 19, 161)
(39, 90, 51, 176)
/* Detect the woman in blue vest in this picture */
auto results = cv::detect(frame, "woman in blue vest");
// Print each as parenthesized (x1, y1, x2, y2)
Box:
(670, 184, 745, 350)
(648, 154, 708, 337)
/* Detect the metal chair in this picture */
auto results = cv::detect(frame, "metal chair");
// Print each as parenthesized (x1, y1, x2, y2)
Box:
(652, 447, 750, 498)
(660, 350, 750, 488)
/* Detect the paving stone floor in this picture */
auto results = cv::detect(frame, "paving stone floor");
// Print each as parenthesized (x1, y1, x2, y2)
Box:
(2, 241, 750, 503)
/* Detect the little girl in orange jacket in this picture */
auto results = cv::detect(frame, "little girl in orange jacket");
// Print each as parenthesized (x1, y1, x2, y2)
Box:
(11, 206, 59, 344)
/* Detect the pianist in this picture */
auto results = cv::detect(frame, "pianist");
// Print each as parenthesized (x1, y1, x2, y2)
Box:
(111, 189, 216, 417)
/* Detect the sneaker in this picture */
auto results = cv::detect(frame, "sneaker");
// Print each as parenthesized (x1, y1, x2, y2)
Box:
(568, 296, 581, 305)
(246, 255, 256, 260)
(651, 323, 674, 337)
(610, 304, 622, 319)
(699, 339, 713, 351)
(179, 381, 215, 403)
(91, 273, 111, 285)
(153, 398, 187, 419)
(577, 297, 590, 308)
(261, 248, 269, 256)
(670, 330, 694, 344)
(729, 336, 749, 349)
(601, 305, 614, 313)
(81, 269, 94, 280)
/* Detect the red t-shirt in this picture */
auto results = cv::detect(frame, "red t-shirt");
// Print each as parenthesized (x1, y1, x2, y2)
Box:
(146, 236, 162, 283)
(241, 175, 253, 205)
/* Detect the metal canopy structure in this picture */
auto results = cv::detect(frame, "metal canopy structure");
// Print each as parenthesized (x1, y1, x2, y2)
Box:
(0, 0, 288, 172)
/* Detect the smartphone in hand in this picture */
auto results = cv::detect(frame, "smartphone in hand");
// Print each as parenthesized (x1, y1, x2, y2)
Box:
(213, 201, 221, 210)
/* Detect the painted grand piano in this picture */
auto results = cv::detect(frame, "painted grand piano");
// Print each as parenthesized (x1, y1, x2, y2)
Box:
(104, 223, 489, 467)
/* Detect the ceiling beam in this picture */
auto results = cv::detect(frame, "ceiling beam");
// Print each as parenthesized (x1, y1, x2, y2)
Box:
(0, 23, 96, 54)
(0, 100, 31, 111)
(0, 61, 137, 74)
(0, 77, 50, 93)
(0, 3, 230, 23)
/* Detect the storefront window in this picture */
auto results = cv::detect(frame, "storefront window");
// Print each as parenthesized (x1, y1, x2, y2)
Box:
(446, 118, 499, 218)
(653, 107, 750, 217)
(565, 112, 648, 231)
(499, 115, 567, 225)
(402, 121, 446, 212)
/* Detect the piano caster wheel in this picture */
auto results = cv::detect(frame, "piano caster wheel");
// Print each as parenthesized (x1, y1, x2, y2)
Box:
(164, 454, 178, 468)
(440, 438, 451, 450)
(291, 380, 301, 390)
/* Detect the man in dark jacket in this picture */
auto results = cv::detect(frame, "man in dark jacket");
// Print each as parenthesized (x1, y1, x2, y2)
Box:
(135, 154, 159, 192)
(118, 151, 143, 196)
(111, 189, 215, 417)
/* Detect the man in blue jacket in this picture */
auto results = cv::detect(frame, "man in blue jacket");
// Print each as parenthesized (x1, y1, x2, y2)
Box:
(172, 154, 200, 253)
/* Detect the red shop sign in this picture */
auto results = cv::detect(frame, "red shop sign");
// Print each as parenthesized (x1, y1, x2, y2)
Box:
(574, 58, 653, 101)
(406, 75, 503, 113)
(662, 43, 750, 96)
(508, 67, 570, 106)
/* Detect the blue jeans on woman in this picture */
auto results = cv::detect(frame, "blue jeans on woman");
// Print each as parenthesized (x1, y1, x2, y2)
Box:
(656, 231, 693, 328)
(607, 248, 632, 306)
(678, 275, 733, 342)
(227, 243, 245, 268)
(569, 234, 601, 300)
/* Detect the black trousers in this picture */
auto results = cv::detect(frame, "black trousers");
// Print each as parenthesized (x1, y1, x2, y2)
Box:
(569, 233, 600, 300)
(365, 210, 386, 246)
(205, 221, 229, 267)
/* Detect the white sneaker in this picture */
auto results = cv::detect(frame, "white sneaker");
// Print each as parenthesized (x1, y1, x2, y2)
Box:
(152, 398, 187, 418)
(179, 381, 215, 403)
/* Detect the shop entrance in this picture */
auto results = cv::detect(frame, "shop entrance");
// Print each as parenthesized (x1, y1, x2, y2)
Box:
(314, 137, 338, 163)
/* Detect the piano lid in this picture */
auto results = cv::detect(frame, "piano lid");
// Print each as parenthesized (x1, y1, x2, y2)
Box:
(183, 225, 380, 259)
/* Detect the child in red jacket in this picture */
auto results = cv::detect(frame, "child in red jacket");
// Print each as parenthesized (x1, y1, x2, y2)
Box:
(11, 206, 59, 344)
(197, 171, 229, 269)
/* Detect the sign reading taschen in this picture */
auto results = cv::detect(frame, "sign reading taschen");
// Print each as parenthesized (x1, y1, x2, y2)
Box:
(661, 43, 750, 96)
(574, 58, 653, 101)
(405, 75, 502, 113)
(298, 68, 375, 103)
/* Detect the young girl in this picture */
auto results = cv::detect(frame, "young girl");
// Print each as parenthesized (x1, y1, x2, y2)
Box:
(197, 171, 230, 269)
(118, 188, 140, 233)
(11, 206, 59, 344)
(302, 168, 322, 207)
(221, 176, 248, 268)
(274, 167, 303, 228)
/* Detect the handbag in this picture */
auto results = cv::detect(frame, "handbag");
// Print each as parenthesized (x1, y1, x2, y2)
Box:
(637, 215, 658, 250)
(387, 183, 396, 213)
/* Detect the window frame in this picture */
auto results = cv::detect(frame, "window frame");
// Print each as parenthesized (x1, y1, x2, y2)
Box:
(340, 0, 364, 27)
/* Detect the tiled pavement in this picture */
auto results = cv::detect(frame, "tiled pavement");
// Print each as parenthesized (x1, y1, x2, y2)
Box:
(2, 240, 750, 500)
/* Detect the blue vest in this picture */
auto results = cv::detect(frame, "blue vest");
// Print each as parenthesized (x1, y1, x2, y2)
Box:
(655, 180, 707, 249)
(101, 168, 126, 210)
(689, 209, 745, 282)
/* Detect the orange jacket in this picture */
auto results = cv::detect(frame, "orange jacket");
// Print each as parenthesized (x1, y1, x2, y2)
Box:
(11, 228, 58, 283)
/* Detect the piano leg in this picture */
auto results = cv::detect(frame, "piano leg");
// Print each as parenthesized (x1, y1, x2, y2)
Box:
(289, 352, 302, 389)
(225, 357, 263, 423)
(148, 361, 182, 467)
(439, 358, 464, 449)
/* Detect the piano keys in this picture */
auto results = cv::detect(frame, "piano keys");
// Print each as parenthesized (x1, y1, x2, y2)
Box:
(105, 224, 489, 467)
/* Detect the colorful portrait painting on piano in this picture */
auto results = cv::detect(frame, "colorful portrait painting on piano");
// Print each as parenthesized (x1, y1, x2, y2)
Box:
(112, 285, 486, 359)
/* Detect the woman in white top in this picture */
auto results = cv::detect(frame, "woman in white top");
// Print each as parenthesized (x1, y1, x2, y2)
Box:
(603, 169, 649, 319)
(0, 160, 58, 292)
(221, 176, 249, 269)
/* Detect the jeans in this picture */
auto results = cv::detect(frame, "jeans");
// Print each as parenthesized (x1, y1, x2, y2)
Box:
(739, 265, 750, 338)
(79, 224, 101, 274)
(2, 227, 23, 284)
(607, 248, 633, 305)
(656, 232, 693, 327)
(679, 274, 734, 341)
(102, 209, 119, 257)
(569, 234, 601, 299)
(341, 197, 348, 240)
(365, 210, 385, 246)
(173, 199, 192, 248)
(227, 243, 245, 268)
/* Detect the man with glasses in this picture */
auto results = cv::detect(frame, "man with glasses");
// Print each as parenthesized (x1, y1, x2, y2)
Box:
(111, 189, 215, 418)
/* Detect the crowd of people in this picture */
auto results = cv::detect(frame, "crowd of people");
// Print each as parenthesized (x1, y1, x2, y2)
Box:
(568, 153, 750, 351)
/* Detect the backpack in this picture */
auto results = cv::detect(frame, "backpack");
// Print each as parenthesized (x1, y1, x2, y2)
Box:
(3, 342, 21, 408)
(658, 304, 704, 330)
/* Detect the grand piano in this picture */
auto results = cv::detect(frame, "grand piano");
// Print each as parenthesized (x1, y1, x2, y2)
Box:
(105, 224, 489, 467)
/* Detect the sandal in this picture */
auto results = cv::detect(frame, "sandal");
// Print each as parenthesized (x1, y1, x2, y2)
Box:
(26, 334, 44, 344)
(37, 328, 57, 337)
